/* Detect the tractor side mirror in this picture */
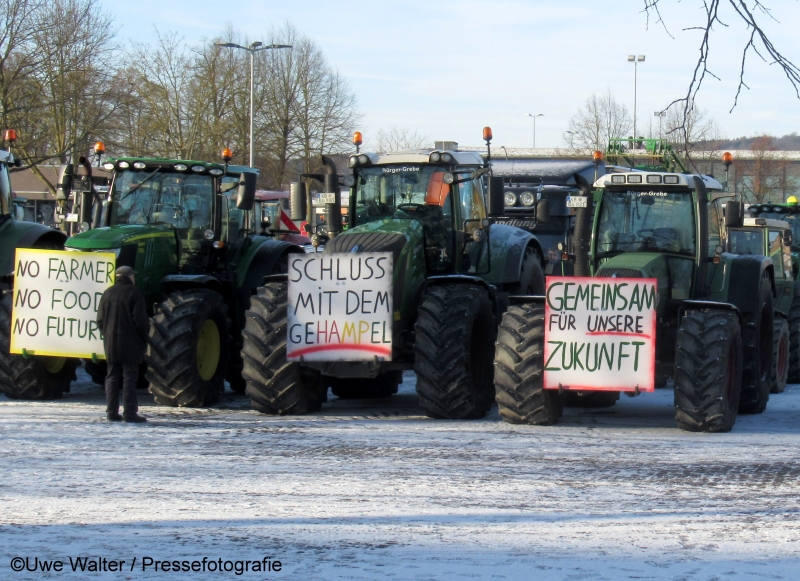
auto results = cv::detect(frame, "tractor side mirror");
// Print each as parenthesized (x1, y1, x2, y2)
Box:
(536, 199, 550, 224)
(56, 163, 74, 201)
(487, 176, 505, 217)
(235, 172, 257, 210)
(724, 200, 743, 228)
(290, 182, 307, 221)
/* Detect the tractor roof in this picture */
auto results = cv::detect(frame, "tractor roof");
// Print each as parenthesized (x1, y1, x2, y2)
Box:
(742, 217, 791, 229)
(351, 149, 484, 167)
(490, 158, 602, 186)
(594, 171, 724, 191)
(105, 157, 258, 176)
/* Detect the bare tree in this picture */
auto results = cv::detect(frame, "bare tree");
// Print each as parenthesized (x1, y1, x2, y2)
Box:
(644, 2, 800, 139)
(663, 102, 722, 168)
(564, 90, 632, 150)
(373, 127, 429, 152)
(736, 135, 788, 203)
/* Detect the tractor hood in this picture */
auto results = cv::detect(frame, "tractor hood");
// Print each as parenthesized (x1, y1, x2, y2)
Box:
(595, 252, 668, 279)
(595, 252, 671, 308)
(65, 225, 174, 250)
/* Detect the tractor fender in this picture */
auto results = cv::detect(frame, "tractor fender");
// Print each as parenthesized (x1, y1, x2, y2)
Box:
(486, 223, 543, 285)
(0, 220, 67, 284)
(237, 237, 305, 290)
(679, 300, 742, 325)
(725, 254, 775, 316)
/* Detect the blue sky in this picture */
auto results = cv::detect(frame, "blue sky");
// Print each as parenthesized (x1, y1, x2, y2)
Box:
(103, 0, 800, 149)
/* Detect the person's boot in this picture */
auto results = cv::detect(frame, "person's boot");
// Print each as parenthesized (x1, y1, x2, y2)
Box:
(107, 412, 123, 422)
(123, 413, 147, 423)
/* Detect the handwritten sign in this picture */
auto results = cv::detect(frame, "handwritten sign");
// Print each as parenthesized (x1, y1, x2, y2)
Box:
(543, 276, 657, 392)
(287, 252, 393, 361)
(10, 249, 116, 358)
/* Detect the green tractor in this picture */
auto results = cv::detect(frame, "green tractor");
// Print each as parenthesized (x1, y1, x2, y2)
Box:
(240, 132, 549, 418)
(724, 214, 799, 392)
(62, 155, 305, 406)
(495, 169, 777, 432)
(0, 142, 79, 399)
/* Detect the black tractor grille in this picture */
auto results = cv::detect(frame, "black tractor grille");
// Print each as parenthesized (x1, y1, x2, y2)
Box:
(595, 267, 643, 278)
(325, 232, 407, 263)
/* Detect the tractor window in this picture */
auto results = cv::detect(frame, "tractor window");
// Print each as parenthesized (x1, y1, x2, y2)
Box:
(353, 165, 455, 226)
(756, 211, 800, 252)
(769, 230, 784, 277)
(110, 171, 214, 233)
(456, 177, 486, 225)
(707, 200, 722, 257)
(728, 229, 764, 255)
(596, 190, 696, 257)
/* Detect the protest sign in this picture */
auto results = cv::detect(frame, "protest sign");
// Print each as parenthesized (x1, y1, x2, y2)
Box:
(543, 276, 657, 392)
(287, 252, 393, 361)
(10, 249, 116, 359)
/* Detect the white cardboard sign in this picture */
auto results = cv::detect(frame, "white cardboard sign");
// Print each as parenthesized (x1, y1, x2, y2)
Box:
(10, 249, 116, 359)
(543, 276, 657, 392)
(287, 252, 393, 361)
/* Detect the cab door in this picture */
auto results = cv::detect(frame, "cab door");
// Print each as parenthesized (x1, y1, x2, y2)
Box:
(770, 228, 794, 313)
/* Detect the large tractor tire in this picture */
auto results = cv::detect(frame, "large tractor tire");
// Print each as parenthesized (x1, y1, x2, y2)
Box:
(330, 371, 402, 399)
(771, 316, 790, 394)
(494, 302, 564, 425)
(511, 246, 545, 296)
(738, 273, 773, 414)
(241, 282, 326, 415)
(564, 390, 620, 408)
(0, 293, 77, 399)
(787, 287, 800, 383)
(84, 359, 148, 390)
(674, 309, 742, 432)
(146, 289, 230, 407)
(414, 283, 496, 419)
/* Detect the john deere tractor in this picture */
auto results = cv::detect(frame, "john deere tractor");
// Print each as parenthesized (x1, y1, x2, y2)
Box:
(0, 141, 78, 399)
(495, 169, 776, 432)
(62, 156, 304, 407)
(240, 131, 549, 418)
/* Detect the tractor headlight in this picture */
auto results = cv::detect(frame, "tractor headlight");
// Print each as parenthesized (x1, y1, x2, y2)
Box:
(203, 229, 215, 240)
(520, 191, 535, 207)
(357, 154, 369, 165)
(133, 161, 146, 170)
(348, 155, 358, 167)
(191, 165, 205, 173)
(209, 168, 223, 176)
(646, 175, 662, 184)
(117, 161, 130, 169)
(627, 174, 642, 183)
(440, 153, 453, 163)
(504, 191, 517, 206)
(429, 152, 441, 163)
(610, 175, 626, 184)
(103, 163, 115, 171)
(442, 173, 455, 185)
(663, 175, 679, 184)
(174, 163, 188, 171)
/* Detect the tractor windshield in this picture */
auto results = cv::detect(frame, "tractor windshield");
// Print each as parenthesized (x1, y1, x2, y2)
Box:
(753, 211, 800, 251)
(354, 165, 453, 226)
(109, 170, 214, 232)
(596, 190, 696, 257)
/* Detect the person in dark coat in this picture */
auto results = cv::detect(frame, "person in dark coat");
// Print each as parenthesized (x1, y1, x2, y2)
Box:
(96, 266, 150, 423)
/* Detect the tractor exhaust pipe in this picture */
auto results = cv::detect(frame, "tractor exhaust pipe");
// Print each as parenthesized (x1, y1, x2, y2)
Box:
(320, 155, 342, 238)
(573, 173, 593, 277)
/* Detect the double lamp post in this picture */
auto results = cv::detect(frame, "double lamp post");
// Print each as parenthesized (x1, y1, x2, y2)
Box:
(214, 41, 292, 167)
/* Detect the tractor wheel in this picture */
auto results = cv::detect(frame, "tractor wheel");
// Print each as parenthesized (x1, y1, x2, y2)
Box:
(770, 317, 790, 394)
(788, 287, 800, 383)
(330, 371, 402, 399)
(241, 282, 326, 415)
(674, 309, 742, 432)
(512, 246, 545, 295)
(738, 274, 773, 414)
(564, 390, 620, 408)
(146, 289, 230, 407)
(494, 303, 563, 425)
(414, 284, 496, 419)
(0, 292, 78, 400)
(84, 360, 148, 389)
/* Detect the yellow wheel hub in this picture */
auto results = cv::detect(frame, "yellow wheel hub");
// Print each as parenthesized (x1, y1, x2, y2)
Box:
(41, 357, 66, 374)
(196, 319, 221, 382)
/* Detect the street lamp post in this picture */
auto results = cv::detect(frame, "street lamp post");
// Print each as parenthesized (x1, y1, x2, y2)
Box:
(627, 55, 645, 144)
(526, 113, 544, 149)
(214, 41, 292, 167)
(565, 130, 575, 149)
(654, 111, 666, 139)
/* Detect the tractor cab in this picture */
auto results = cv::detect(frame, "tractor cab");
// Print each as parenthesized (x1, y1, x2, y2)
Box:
(748, 199, 800, 277)
(348, 150, 493, 274)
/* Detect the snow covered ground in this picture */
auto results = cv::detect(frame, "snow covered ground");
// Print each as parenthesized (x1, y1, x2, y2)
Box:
(2, 369, 800, 580)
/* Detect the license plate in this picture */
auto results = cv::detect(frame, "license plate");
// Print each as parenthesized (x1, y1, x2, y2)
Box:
(312, 192, 337, 206)
(566, 196, 588, 208)
(66, 213, 79, 222)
